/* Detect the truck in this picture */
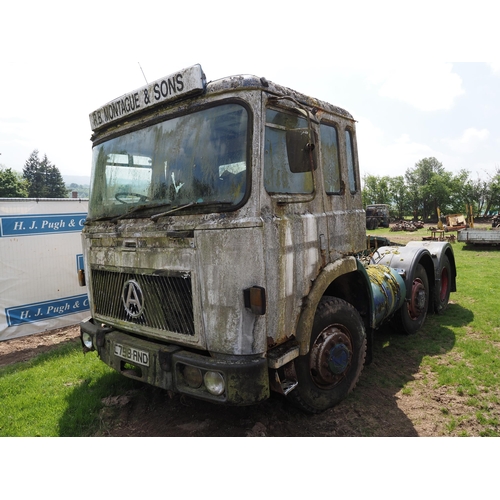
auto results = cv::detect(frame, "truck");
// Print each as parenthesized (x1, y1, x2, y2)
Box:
(79, 64, 457, 413)
(365, 203, 390, 230)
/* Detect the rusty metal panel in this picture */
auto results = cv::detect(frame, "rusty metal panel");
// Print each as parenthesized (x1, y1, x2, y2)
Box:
(458, 229, 500, 245)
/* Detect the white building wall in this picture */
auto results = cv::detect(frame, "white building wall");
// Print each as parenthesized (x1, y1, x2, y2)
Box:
(0, 198, 89, 341)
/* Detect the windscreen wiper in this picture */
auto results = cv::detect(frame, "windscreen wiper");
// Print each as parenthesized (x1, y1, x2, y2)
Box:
(151, 200, 232, 221)
(151, 201, 195, 220)
(109, 202, 172, 223)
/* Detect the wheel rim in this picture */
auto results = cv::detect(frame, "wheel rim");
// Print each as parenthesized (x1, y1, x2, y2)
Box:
(310, 325, 353, 387)
(440, 267, 449, 301)
(408, 277, 426, 320)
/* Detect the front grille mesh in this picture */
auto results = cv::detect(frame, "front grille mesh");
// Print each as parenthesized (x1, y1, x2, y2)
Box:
(91, 269, 194, 336)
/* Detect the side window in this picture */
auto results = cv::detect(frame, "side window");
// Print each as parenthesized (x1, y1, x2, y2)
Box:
(320, 123, 341, 194)
(345, 129, 357, 193)
(264, 109, 314, 194)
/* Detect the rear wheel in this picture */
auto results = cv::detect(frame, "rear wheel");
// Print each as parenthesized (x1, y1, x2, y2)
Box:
(434, 256, 451, 313)
(287, 297, 366, 413)
(397, 263, 429, 334)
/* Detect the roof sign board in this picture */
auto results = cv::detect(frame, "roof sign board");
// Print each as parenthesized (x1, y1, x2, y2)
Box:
(90, 64, 206, 132)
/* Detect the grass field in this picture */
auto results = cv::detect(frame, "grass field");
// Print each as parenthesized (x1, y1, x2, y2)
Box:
(366, 224, 500, 435)
(0, 340, 138, 436)
(1, 224, 499, 436)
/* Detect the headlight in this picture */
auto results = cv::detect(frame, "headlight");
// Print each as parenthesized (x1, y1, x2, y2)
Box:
(183, 365, 203, 388)
(82, 332, 94, 350)
(204, 371, 225, 396)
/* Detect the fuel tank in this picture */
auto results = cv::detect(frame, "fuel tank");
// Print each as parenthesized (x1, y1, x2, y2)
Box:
(365, 264, 406, 327)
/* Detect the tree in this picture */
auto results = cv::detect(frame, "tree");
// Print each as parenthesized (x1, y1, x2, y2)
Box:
(361, 158, 500, 220)
(0, 167, 29, 197)
(424, 169, 452, 217)
(388, 176, 409, 219)
(466, 177, 490, 216)
(41, 154, 67, 198)
(23, 150, 43, 197)
(405, 157, 448, 221)
(362, 175, 392, 206)
(22, 150, 67, 198)
(482, 168, 500, 216)
(448, 169, 473, 215)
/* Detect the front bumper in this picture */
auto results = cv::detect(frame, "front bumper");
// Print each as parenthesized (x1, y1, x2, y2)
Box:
(80, 318, 270, 405)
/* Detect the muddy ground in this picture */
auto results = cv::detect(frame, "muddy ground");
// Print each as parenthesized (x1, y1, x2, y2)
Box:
(0, 322, 475, 437)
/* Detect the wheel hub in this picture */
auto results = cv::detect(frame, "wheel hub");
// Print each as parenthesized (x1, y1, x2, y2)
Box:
(408, 277, 426, 319)
(310, 326, 353, 387)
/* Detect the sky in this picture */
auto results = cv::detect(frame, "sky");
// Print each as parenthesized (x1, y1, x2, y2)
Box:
(1, 1, 499, 184)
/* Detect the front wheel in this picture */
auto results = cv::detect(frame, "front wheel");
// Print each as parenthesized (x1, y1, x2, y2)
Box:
(287, 297, 367, 413)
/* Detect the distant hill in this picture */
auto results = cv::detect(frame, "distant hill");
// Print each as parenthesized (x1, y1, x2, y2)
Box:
(63, 174, 91, 186)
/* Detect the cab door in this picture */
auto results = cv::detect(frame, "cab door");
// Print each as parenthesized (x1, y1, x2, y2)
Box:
(261, 104, 328, 346)
(319, 119, 365, 262)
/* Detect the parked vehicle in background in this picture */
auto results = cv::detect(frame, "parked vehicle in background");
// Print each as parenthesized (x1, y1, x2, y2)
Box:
(366, 204, 390, 230)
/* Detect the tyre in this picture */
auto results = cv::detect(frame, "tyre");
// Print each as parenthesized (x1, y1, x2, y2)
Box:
(287, 297, 367, 413)
(396, 263, 429, 334)
(366, 217, 378, 230)
(434, 255, 451, 314)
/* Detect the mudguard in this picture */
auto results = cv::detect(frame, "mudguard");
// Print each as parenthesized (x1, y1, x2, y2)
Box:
(405, 240, 457, 294)
(295, 256, 371, 355)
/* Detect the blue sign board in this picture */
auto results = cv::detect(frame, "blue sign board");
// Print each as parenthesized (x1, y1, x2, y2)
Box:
(5, 294, 90, 326)
(0, 213, 87, 237)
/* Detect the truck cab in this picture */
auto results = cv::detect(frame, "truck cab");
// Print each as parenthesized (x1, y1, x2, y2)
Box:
(80, 65, 456, 413)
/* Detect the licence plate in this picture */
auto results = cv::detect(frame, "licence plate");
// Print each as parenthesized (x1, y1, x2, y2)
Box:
(114, 343, 150, 367)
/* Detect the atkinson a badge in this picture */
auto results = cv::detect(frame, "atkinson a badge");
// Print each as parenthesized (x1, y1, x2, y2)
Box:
(122, 280, 144, 318)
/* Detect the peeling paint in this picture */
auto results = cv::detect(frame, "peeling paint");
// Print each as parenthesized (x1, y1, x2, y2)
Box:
(365, 265, 405, 325)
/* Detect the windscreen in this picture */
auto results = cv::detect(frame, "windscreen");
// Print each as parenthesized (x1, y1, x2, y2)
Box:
(88, 103, 249, 220)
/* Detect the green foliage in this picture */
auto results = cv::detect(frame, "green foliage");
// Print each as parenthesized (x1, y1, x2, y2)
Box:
(22, 149, 67, 198)
(362, 175, 392, 206)
(406, 157, 449, 221)
(0, 166, 29, 197)
(362, 157, 500, 219)
(388, 176, 409, 219)
(483, 169, 500, 215)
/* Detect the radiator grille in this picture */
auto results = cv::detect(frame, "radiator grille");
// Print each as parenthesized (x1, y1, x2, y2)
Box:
(91, 269, 194, 336)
